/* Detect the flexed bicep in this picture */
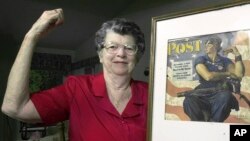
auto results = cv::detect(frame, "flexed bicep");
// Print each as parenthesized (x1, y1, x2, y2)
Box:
(1, 8, 64, 123)
(195, 63, 213, 81)
(196, 63, 230, 81)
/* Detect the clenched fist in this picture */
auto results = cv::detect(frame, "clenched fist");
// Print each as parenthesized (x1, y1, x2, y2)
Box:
(27, 8, 64, 40)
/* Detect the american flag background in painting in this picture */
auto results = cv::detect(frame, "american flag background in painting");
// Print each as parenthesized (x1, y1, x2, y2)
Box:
(165, 30, 250, 123)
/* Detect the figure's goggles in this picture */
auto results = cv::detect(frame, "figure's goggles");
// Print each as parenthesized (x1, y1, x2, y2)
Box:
(102, 42, 138, 55)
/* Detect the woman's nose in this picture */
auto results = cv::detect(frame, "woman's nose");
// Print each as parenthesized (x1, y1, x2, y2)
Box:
(116, 46, 126, 56)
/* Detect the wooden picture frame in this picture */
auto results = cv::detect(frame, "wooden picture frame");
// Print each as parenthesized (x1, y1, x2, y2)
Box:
(148, 1, 250, 141)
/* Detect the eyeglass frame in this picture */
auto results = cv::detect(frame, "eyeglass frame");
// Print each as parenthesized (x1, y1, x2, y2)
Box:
(101, 41, 138, 55)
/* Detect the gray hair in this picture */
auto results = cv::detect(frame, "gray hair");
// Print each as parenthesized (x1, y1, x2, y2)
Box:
(95, 18, 145, 60)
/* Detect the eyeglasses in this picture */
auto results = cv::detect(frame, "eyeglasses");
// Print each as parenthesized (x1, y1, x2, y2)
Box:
(102, 42, 138, 55)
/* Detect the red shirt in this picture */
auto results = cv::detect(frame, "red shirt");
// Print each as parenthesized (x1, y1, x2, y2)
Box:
(31, 73, 148, 141)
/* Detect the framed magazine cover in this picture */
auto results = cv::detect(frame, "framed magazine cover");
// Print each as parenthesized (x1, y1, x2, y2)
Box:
(148, 1, 250, 141)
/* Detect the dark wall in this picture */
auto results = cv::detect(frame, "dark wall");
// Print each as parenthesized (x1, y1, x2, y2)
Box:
(0, 31, 19, 141)
(1, 0, 247, 140)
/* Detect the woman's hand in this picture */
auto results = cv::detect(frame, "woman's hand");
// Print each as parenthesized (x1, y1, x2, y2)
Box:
(223, 45, 241, 56)
(27, 8, 64, 39)
(231, 45, 241, 56)
(1, 9, 64, 122)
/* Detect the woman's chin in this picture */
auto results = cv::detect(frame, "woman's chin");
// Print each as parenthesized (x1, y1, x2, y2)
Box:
(112, 69, 131, 76)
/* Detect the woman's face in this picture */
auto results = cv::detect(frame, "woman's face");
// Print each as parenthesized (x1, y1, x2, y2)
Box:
(205, 42, 217, 54)
(99, 31, 137, 76)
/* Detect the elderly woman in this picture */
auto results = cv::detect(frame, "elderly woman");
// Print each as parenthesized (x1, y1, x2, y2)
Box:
(1, 8, 148, 141)
(183, 35, 245, 122)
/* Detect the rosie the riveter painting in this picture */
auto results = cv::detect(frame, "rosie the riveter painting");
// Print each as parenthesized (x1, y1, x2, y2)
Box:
(165, 30, 250, 123)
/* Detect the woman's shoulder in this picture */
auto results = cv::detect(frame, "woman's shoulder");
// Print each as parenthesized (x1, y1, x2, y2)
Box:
(65, 74, 95, 81)
(63, 73, 102, 85)
(218, 54, 231, 60)
(196, 55, 207, 60)
(194, 55, 207, 64)
(132, 79, 148, 89)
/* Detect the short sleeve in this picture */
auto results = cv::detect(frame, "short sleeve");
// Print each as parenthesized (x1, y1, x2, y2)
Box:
(31, 76, 77, 125)
(194, 56, 206, 68)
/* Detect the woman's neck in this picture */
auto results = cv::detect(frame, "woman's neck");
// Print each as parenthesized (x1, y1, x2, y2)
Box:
(104, 71, 131, 90)
(103, 71, 132, 114)
(207, 53, 218, 63)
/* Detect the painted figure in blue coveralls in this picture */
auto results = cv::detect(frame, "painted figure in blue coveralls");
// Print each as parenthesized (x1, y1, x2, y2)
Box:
(183, 35, 245, 122)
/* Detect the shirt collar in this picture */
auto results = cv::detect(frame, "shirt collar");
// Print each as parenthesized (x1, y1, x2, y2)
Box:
(92, 72, 144, 105)
(205, 54, 223, 63)
(92, 72, 144, 117)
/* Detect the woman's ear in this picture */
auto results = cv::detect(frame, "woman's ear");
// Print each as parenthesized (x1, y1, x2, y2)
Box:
(98, 51, 103, 63)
